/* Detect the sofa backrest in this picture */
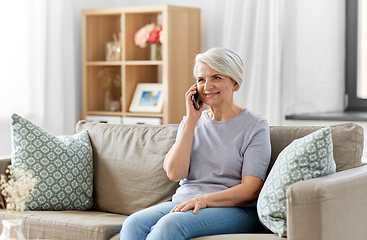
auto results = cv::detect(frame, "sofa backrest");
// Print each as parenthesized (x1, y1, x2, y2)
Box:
(76, 121, 363, 215)
(269, 123, 364, 174)
(76, 121, 179, 215)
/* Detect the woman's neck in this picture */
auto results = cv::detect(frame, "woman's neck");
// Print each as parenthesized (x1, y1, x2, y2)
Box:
(207, 105, 243, 121)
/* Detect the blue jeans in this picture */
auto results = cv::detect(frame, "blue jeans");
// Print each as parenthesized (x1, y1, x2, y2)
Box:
(119, 201, 259, 240)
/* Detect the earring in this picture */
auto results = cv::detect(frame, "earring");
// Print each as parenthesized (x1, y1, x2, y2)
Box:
(234, 88, 237, 91)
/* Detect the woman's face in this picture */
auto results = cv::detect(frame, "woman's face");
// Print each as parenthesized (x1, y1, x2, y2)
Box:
(196, 63, 237, 108)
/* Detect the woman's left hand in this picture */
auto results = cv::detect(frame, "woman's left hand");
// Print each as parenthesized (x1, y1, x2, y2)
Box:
(170, 196, 208, 214)
(170, 176, 264, 215)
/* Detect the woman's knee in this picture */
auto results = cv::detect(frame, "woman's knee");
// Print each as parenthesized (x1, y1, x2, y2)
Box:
(120, 202, 177, 239)
(148, 213, 188, 240)
(154, 212, 185, 230)
(121, 212, 143, 231)
(120, 211, 153, 239)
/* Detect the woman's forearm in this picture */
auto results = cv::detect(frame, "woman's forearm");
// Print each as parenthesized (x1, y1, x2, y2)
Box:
(202, 180, 261, 208)
(163, 119, 197, 181)
(171, 176, 263, 214)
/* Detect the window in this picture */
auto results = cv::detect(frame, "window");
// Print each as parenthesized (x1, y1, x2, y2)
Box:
(346, 0, 367, 110)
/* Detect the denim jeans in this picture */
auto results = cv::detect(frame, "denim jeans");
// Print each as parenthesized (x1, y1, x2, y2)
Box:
(119, 201, 259, 240)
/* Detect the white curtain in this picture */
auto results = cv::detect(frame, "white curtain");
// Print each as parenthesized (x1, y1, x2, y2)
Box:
(0, 0, 79, 156)
(220, 0, 284, 125)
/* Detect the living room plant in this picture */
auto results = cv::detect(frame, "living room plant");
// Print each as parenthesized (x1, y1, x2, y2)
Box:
(0, 166, 37, 240)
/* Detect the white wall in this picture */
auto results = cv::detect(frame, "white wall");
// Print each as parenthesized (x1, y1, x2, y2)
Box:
(281, 0, 367, 162)
(282, 0, 345, 117)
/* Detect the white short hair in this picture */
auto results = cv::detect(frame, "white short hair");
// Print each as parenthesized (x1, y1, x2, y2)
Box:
(193, 47, 244, 87)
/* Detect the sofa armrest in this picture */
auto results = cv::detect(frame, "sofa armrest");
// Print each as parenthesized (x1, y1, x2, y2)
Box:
(286, 165, 367, 240)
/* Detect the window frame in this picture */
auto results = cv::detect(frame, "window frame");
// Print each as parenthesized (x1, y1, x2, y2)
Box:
(346, 0, 367, 111)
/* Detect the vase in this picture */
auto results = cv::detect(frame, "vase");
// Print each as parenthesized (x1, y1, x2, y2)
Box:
(105, 90, 111, 111)
(0, 219, 26, 240)
(150, 43, 162, 60)
(105, 42, 121, 61)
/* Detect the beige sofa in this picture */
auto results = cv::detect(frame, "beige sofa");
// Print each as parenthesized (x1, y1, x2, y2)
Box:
(1, 121, 367, 240)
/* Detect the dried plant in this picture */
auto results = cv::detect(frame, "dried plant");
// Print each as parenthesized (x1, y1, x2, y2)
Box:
(97, 67, 121, 92)
(0, 166, 37, 212)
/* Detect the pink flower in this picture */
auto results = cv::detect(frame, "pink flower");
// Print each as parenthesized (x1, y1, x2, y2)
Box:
(148, 29, 160, 43)
(134, 23, 162, 48)
(134, 28, 150, 48)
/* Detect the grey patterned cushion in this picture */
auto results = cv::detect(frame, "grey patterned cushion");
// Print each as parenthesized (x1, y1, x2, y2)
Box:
(257, 127, 336, 237)
(11, 114, 93, 211)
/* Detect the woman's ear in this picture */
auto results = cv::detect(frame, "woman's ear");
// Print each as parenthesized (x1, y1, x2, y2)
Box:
(233, 82, 239, 91)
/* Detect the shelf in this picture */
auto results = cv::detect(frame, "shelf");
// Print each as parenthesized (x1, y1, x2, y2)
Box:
(85, 14, 121, 62)
(124, 60, 163, 65)
(87, 111, 123, 116)
(86, 61, 163, 66)
(86, 61, 122, 66)
(286, 111, 367, 122)
(82, 5, 201, 124)
(86, 111, 163, 118)
(125, 112, 163, 118)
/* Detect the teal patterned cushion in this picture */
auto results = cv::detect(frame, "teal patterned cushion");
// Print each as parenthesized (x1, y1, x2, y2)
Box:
(11, 114, 93, 211)
(257, 127, 336, 237)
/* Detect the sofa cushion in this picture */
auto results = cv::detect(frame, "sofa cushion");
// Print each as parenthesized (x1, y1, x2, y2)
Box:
(257, 127, 336, 237)
(0, 209, 127, 240)
(11, 114, 93, 211)
(268, 123, 363, 174)
(76, 121, 179, 215)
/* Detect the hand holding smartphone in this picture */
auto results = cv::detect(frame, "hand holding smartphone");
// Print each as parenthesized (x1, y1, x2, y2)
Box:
(192, 92, 202, 110)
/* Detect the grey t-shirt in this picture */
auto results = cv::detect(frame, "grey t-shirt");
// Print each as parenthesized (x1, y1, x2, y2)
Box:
(171, 109, 271, 206)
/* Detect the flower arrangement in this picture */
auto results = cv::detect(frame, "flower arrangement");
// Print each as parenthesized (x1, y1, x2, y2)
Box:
(0, 166, 37, 212)
(134, 23, 162, 48)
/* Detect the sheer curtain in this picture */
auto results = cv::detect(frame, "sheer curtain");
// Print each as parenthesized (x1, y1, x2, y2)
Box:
(0, 0, 79, 156)
(220, 0, 285, 125)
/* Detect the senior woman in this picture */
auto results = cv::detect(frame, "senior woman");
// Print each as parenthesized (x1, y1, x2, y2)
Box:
(120, 47, 271, 240)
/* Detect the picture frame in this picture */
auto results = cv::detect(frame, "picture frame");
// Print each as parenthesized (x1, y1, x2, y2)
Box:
(129, 83, 164, 113)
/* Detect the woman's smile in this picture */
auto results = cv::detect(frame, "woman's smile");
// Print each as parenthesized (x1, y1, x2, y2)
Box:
(204, 92, 219, 98)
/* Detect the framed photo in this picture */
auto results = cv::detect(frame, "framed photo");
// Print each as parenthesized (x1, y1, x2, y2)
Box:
(129, 83, 164, 113)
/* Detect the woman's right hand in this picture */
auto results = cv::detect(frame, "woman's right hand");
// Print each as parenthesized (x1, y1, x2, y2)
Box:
(185, 84, 203, 122)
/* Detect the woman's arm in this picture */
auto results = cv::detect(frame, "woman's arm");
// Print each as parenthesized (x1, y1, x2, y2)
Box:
(163, 119, 196, 181)
(163, 84, 203, 181)
(170, 175, 263, 214)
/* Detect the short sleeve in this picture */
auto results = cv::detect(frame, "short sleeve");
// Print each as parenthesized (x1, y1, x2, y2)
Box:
(241, 119, 271, 181)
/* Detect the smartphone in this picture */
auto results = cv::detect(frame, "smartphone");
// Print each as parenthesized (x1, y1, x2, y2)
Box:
(192, 92, 202, 110)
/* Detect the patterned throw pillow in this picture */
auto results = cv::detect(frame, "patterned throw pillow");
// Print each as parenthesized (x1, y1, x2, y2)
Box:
(257, 127, 336, 237)
(11, 114, 93, 211)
